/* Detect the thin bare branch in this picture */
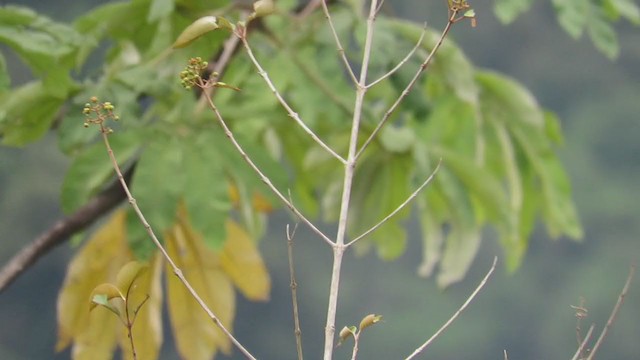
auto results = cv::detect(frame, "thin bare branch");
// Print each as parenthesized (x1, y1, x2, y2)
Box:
(347, 160, 441, 247)
(571, 324, 595, 360)
(286, 223, 304, 360)
(586, 264, 636, 360)
(0, 169, 130, 293)
(201, 87, 334, 246)
(323, 1, 380, 358)
(240, 36, 347, 165)
(320, 0, 359, 84)
(356, 10, 459, 161)
(503, 349, 509, 360)
(196, 34, 242, 114)
(95, 126, 258, 360)
(404, 256, 497, 360)
(366, 23, 427, 89)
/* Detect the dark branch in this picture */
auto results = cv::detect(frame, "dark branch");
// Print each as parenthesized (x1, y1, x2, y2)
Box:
(0, 168, 133, 293)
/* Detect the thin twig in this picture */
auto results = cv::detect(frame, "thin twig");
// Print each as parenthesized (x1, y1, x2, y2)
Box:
(503, 349, 509, 360)
(286, 223, 304, 360)
(350, 332, 361, 360)
(571, 324, 595, 360)
(319, 0, 359, 85)
(96, 125, 257, 360)
(0, 169, 130, 293)
(355, 9, 459, 161)
(200, 83, 334, 246)
(346, 160, 440, 247)
(196, 34, 242, 114)
(586, 264, 636, 360)
(404, 256, 498, 360)
(366, 23, 427, 88)
(240, 36, 347, 165)
(323, 1, 380, 358)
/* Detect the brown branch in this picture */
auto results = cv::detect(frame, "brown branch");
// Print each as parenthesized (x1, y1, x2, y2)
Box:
(0, 168, 132, 293)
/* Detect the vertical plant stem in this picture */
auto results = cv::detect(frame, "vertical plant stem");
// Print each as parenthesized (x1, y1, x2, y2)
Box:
(287, 224, 304, 360)
(322, 1, 379, 359)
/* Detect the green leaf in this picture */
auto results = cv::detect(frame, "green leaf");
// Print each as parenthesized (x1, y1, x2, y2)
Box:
(148, 0, 175, 22)
(0, 53, 9, 92)
(128, 135, 184, 257)
(182, 133, 231, 250)
(553, 0, 590, 38)
(494, 0, 534, 24)
(172, 16, 232, 49)
(0, 81, 65, 146)
(60, 131, 140, 213)
(588, 11, 619, 59)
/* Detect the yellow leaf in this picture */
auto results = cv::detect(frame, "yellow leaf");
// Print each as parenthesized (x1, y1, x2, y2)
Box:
(121, 255, 163, 360)
(220, 220, 271, 301)
(56, 209, 131, 352)
(166, 221, 235, 359)
(72, 306, 120, 360)
(89, 283, 125, 314)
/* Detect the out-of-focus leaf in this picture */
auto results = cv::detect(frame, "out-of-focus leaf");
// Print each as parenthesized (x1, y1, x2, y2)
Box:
(148, 0, 175, 22)
(128, 136, 184, 258)
(417, 198, 444, 278)
(182, 133, 231, 250)
(494, 0, 534, 24)
(437, 227, 482, 288)
(553, 0, 590, 38)
(121, 255, 163, 360)
(606, 0, 640, 23)
(220, 220, 271, 301)
(56, 210, 131, 353)
(60, 131, 140, 214)
(0, 53, 9, 91)
(588, 10, 619, 59)
(166, 220, 235, 359)
(0, 81, 65, 146)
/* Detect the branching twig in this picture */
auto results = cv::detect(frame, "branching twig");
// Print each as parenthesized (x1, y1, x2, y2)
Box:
(0, 169, 130, 293)
(355, 9, 459, 161)
(200, 81, 334, 246)
(286, 223, 304, 360)
(404, 256, 497, 360)
(84, 102, 257, 360)
(585, 264, 636, 360)
(366, 24, 427, 88)
(319, 0, 359, 85)
(346, 160, 440, 247)
(240, 36, 347, 165)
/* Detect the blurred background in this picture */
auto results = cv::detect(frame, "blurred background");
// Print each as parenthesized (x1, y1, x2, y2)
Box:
(0, 0, 638, 359)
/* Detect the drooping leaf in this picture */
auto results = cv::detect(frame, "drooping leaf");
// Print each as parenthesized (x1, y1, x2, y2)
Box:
(166, 220, 235, 359)
(56, 210, 131, 353)
(220, 220, 271, 301)
(494, 0, 534, 24)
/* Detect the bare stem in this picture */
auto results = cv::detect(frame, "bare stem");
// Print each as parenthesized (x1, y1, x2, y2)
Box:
(404, 256, 497, 360)
(97, 126, 257, 360)
(570, 324, 595, 360)
(240, 37, 346, 165)
(350, 332, 361, 360)
(347, 160, 440, 247)
(323, 1, 379, 359)
(356, 10, 459, 161)
(286, 224, 304, 360)
(585, 264, 636, 360)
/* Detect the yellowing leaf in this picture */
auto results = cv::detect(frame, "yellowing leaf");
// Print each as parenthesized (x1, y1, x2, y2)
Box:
(166, 221, 235, 359)
(72, 306, 120, 360)
(220, 220, 271, 301)
(121, 255, 163, 360)
(172, 16, 233, 49)
(56, 209, 131, 352)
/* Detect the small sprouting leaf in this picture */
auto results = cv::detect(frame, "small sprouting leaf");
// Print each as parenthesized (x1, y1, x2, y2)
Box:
(89, 283, 124, 317)
(359, 314, 383, 330)
(249, 0, 276, 20)
(337, 326, 357, 346)
(172, 16, 232, 49)
(115, 261, 148, 295)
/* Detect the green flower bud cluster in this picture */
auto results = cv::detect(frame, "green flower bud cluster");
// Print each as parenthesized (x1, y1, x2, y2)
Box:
(180, 57, 209, 89)
(82, 96, 119, 132)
